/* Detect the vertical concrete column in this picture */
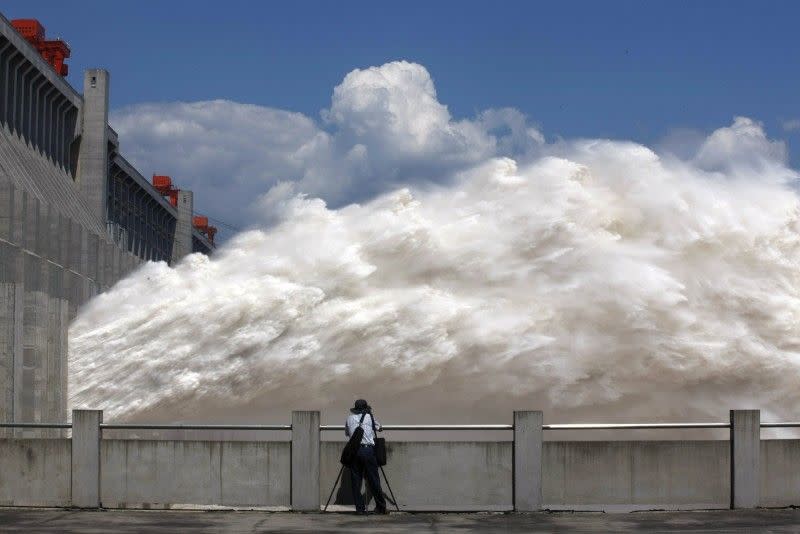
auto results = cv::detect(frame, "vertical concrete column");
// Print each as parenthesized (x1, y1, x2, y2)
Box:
(76, 69, 110, 225)
(291, 410, 320, 511)
(0, 185, 27, 429)
(47, 262, 68, 425)
(730, 409, 760, 509)
(22, 253, 48, 423)
(171, 190, 193, 264)
(71, 409, 103, 508)
(0, 243, 24, 428)
(514, 410, 543, 511)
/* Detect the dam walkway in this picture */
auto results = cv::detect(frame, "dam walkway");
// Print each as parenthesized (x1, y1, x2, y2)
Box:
(1, 508, 799, 533)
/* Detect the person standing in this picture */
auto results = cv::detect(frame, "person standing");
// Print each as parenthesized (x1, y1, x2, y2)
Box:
(345, 399, 388, 515)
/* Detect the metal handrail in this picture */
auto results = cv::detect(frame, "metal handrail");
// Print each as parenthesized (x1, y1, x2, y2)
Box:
(3, 421, 798, 431)
(320, 424, 513, 431)
(0, 423, 71, 429)
(100, 424, 291, 431)
(544, 422, 730, 430)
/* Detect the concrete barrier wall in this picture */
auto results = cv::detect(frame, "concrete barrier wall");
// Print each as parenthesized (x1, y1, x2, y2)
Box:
(2, 410, 799, 511)
(100, 440, 290, 508)
(321, 441, 513, 511)
(761, 440, 800, 507)
(543, 441, 730, 511)
(0, 439, 71, 506)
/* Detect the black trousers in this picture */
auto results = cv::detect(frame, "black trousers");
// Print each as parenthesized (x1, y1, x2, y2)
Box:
(350, 444, 386, 512)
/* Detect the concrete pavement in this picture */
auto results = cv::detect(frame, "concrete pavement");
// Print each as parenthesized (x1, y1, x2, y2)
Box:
(1, 509, 800, 533)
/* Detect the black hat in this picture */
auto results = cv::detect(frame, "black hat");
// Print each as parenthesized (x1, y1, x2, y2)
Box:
(350, 399, 371, 414)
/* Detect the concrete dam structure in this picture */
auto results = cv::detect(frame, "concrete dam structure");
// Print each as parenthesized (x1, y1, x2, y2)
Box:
(0, 13, 215, 427)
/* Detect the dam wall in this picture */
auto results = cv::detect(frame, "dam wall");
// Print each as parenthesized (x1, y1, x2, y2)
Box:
(0, 12, 214, 427)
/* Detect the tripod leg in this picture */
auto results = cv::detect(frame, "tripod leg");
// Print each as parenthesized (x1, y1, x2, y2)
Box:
(379, 465, 401, 512)
(324, 465, 345, 512)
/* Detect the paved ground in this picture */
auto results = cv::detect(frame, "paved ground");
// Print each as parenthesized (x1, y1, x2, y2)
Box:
(2, 509, 800, 533)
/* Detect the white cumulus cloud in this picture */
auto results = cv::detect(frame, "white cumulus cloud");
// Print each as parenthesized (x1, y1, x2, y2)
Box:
(110, 61, 543, 231)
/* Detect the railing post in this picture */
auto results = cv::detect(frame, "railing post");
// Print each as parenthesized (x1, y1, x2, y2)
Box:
(514, 410, 543, 511)
(71, 409, 103, 508)
(291, 410, 320, 511)
(730, 409, 760, 509)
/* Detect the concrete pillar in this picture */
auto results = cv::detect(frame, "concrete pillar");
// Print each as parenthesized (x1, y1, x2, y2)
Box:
(47, 263, 68, 425)
(22, 253, 48, 423)
(0, 184, 26, 429)
(71, 409, 103, 508)
(171, 190, 193, 264)
(514, 410, 543, 511)
(291, 410, 320, 511)
(76, 69, 109, 225)
(0, 242, 24, 427)
(730, 409, 760, 509)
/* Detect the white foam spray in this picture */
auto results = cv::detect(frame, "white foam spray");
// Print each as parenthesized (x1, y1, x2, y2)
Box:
(69, 126, 800, 425)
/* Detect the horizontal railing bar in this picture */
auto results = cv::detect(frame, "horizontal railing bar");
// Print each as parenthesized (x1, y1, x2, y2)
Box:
(0, 423, 72, 428)
(321, 425, 514, 431)
(0, 421, 783, 432)
(100, 424, 292, 430)
(324, 423, 732, 431)
(544, 423, 730, 430)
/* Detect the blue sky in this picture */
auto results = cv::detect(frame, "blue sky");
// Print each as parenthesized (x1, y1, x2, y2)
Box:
(4, 1, 799, 230)
(6, 1, 798, 147)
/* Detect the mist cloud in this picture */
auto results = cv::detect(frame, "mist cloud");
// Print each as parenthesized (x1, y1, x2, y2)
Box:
(73, 66, 800, 424)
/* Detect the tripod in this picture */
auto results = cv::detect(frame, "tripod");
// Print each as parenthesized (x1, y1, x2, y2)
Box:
(324, 464, 400, 512)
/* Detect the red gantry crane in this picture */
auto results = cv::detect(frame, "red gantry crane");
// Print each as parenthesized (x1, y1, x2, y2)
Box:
(152, 175, 217, 246)
(11, 19, 70, 76)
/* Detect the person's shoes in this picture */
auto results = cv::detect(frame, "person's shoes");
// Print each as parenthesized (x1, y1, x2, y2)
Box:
(374, 506, 389, 515)
(355, 510, 367, 516)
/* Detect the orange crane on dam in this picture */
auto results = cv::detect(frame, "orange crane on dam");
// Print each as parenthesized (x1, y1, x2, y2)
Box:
(11, 19, 70, 76)
(153, 175, 218, 246)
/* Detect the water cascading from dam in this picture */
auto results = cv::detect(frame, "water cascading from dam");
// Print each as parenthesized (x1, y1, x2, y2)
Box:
(68, 128, 800, 424)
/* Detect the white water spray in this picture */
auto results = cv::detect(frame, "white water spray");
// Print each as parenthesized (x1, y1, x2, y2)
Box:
(69, 118, 800, 424)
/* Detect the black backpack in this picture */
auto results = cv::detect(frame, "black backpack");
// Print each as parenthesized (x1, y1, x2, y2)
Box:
(340, 412, 367, 466)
